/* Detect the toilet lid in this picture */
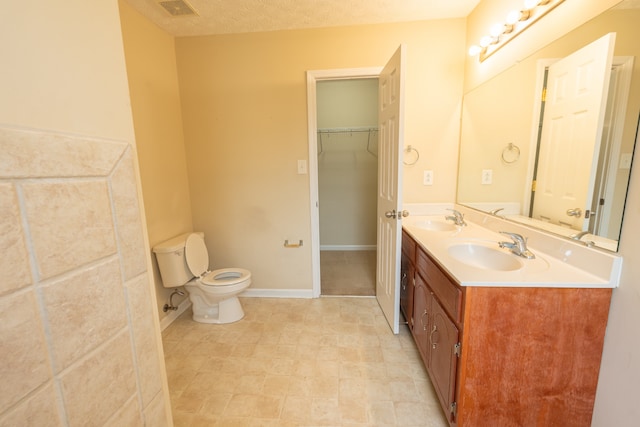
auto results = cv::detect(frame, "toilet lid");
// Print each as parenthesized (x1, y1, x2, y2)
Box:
(185, 233, 209, 277)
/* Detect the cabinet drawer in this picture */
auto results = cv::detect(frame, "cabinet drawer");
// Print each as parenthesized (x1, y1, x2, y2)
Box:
(416, 247, 462, 323)
(402, 230, 416, 260)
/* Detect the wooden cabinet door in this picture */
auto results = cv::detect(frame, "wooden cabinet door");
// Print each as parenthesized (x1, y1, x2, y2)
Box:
(400, 253, 414, 328)
(412, 273, 430, 363)
(428, 295, 459, 423)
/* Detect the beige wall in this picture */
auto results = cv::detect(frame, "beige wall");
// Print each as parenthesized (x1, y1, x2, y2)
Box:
(0, 1, 171, 425)
(175, 19, 466, 291)
(119, 0, 193, 318)
(466, 1, 640, 425)
(317, 79, 378, 247)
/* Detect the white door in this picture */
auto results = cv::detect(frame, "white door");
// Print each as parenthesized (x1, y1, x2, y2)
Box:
(532, 33, 615, 230)
(376, 45, 405, 334)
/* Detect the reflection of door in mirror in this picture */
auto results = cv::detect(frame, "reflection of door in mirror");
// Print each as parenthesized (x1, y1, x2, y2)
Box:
(531, 33, 616, 231)
(591, 56, 635, 239)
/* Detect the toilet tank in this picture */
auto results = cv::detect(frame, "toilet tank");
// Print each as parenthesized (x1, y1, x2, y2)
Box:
(152, 232, 203, 288)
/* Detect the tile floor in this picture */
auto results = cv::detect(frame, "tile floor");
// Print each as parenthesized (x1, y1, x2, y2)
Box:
(162, 297, 449, 426)
(320, 250, 376, 296)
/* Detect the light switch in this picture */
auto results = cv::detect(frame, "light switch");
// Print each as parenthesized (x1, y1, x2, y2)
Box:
(297, 160, 307, 174)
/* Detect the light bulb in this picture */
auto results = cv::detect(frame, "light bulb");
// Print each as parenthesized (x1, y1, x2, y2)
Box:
(524, 0, 541, 9)
(479, 35, 493, 48)
(468, 45, 482, 56)
(506, 10, 520, 25)
(490, 23, 505, 38)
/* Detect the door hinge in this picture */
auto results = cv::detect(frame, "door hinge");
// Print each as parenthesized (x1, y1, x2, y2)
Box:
(531, 180, 537, 192)
(541, 87, 547, 102)
(454, 342, 461, 358)
(450, 401, 458, 417)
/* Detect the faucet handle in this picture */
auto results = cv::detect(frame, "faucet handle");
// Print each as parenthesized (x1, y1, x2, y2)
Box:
(445, 209, 467, 226)
(499, 231, 525, 243)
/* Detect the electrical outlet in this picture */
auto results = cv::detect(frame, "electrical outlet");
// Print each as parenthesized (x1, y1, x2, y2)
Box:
(482, 169, 493, 185)
(423, 170, 434, 186)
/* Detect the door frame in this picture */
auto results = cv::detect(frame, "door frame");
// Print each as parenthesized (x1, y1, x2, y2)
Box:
(306, 67, 382, 298)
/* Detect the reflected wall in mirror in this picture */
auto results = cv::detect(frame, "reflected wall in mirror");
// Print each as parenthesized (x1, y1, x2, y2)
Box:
(457, 0, 640, 252)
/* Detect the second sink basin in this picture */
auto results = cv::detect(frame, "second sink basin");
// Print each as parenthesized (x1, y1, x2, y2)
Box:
(448, 243, 522, 271)
(414, 219, 457, 232)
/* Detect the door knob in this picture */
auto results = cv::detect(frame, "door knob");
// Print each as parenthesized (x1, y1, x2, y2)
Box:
(400, 210, 409, 218)
(566, 208, 582, 217)
(385, 210, 397, 219)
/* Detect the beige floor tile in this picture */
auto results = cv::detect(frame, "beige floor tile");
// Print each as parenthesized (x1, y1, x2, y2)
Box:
(280, 395, 313, 422)
(311, 397, 341, 425)
(199, 393, 232, 416)
(224, 393, 283, 418)
(163, 297, 449, 426)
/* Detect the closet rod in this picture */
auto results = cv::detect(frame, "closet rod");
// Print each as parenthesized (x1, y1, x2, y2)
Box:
(317, 127, 378, 134)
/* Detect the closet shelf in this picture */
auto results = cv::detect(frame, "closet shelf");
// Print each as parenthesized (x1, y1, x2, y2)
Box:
(317, 127, 379, 157)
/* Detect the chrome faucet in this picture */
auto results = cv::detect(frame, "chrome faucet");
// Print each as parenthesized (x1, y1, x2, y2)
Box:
(489, 208, 504, 216)
(445, 209, 467, 226)
(498, 231, 535, 259)
(570, 230, 595, 247)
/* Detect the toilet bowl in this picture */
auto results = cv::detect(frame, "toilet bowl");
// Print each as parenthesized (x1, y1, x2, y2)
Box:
(152, 232, 252, 324)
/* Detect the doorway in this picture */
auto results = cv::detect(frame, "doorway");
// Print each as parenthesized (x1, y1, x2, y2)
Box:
(307, 46, 406, 333)
(316, 78, 379, 296)
(306, 68, 382, 298)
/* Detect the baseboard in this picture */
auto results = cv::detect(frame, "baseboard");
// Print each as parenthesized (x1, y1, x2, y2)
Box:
(240, 288, 314, 298)
(320, 245, 376, 251)
(159, 298, 191, 331)
(159, 289, 314, 329)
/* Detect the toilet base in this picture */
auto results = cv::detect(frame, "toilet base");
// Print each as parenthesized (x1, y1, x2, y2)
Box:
(190, 295, 245, 324)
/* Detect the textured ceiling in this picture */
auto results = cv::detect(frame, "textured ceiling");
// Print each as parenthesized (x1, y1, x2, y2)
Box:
(124, 0, 482, 37)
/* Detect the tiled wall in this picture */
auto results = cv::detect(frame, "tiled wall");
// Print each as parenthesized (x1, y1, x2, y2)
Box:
(0, 127, 171, 425)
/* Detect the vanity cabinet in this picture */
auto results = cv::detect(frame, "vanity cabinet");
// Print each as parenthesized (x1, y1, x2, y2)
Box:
(400, 230, 415, 327)
(402, 230, 612, 427)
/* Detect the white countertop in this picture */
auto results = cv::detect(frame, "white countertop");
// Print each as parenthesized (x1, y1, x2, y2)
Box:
(402, 215, 619, 289)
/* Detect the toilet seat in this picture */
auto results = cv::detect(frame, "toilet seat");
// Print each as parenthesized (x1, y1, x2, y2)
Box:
(185, 233, 251, 287)
(201, 268, 251, 287)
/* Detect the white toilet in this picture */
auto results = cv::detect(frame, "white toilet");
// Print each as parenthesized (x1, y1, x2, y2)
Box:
(152, 232, 251, 324)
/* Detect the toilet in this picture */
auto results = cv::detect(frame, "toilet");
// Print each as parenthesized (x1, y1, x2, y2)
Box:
(152, 232, 251, 324)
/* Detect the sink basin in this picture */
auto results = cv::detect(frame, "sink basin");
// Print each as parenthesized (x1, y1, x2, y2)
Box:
(448, 243, 523, 271)
(414, 220, 457, 232)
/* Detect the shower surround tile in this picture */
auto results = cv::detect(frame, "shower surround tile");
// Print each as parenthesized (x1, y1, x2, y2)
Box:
(22, 179, 118, 279)
(0, 383, 62, 427)
(0, 128, 126, 179)
(111, 148, 147, 280)
(0, 183, 32, 293)
(41, 257, 128, 371)
(125, 273, 164, 407)
(0, 125, 170, 425)
(0, 290, 51, 414)
(104, 396, 143, 427)
(59, 331, 137, 427)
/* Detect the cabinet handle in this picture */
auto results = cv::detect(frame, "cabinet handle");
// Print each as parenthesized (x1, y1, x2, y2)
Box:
(429, 324, 438, 349)
(401, 272, 407, 290)
(420, 309, 428, 331)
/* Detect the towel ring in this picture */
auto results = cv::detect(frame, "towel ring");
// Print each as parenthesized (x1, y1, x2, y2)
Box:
(502, 143, 520, 164)
(403, 145, 420, 165)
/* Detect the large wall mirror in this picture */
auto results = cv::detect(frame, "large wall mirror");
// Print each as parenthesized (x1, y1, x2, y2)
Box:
(457, 0, 640, 252)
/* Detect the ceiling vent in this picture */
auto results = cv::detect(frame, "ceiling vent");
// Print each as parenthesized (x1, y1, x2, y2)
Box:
(158, 0, 198, 17)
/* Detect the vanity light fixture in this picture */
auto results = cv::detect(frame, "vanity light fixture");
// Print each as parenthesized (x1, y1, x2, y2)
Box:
(468, 0, 565, 62)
